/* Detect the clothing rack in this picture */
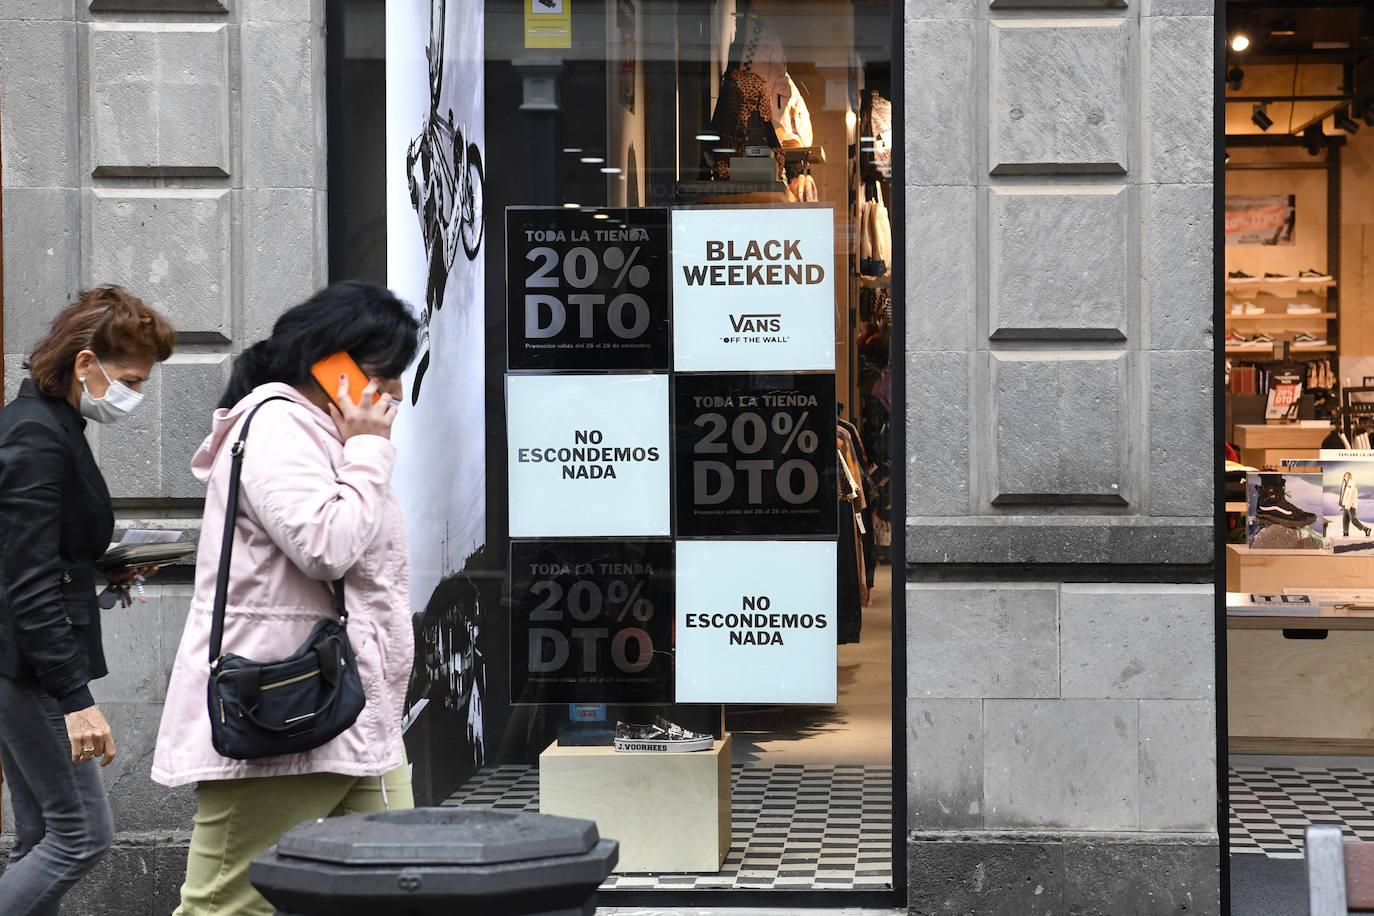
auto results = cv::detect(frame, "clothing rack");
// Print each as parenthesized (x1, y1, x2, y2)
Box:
(1338, 387, 1374, 442)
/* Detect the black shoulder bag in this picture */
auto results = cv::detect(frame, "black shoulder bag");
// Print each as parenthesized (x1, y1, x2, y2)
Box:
(206, 397, 366, 760)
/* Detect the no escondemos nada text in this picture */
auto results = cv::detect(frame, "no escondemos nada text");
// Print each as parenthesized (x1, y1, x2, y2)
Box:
(516, 429, 660, 480)
(682, 239, 825, 287)
(684, 599, 828, 646)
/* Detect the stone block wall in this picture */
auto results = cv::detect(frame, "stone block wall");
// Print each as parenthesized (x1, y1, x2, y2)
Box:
(0, 0, 327, 910)
(902, 0, 1217, 912)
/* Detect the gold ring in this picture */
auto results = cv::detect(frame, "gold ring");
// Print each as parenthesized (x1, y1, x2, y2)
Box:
(82, 745, 95, 752)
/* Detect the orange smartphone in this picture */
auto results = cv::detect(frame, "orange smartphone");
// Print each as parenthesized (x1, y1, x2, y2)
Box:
(309, 352, 378, 407)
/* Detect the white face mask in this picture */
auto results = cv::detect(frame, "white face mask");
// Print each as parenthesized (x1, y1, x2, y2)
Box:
(79, 358, 144, 423)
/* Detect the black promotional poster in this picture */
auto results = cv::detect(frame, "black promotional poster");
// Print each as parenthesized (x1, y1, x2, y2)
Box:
(509, 540, 674, 705)
(674, 373, 837, 537)
(506, 207, 671, 370)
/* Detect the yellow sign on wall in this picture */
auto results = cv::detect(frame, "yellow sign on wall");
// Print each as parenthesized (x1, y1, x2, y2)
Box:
(525, 0, 571, 49)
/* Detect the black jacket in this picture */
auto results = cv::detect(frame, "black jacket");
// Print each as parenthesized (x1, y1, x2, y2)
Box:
(0, 379, 113, 712)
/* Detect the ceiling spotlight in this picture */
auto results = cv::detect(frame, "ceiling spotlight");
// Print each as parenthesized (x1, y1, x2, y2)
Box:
(1251, 103, 1272, 131)
(695, 132, 721, 142)
(1334, 106, 1361, 135)
(1227, 67, 1244, 91)
(1303, 124, 1325, 156)
(1230, 33, 1250, 52)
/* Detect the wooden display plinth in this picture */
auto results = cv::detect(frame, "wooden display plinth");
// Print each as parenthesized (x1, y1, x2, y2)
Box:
(1232, 422, 1331, 469)
(1226, 544, 1374, 594)
(539, 735, 732, 873)
(1229, 628, 1374, 752)
(1227, 545, 1374, 754)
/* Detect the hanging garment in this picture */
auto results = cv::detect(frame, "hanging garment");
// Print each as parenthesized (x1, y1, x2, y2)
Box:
(733, 13, 790, 130)
(776, 73, 813, 148)
(709, 68, 783, 181)
(859, 182, 892, 277)
(788, 172, 818, 202)
(868, 90, 892, 175)
(870, 370, 892, 413)
(836, 447, 863, 644)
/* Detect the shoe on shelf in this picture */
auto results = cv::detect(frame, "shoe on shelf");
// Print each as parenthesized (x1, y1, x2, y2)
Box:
(1264, 271, 1297, 282)
(1255, 473, 1318, 529)
(1228, 270, 1260, 282)
(1286, 302, 1321, 315)
(1293, 331, 1326, 346)
(1251, 332, 1275, 344)
(1225, 331, 1249, 346)
(1230, 301, 1265, 315)
(614, 716, 714, 753)
(1298, 268, 1333, 281)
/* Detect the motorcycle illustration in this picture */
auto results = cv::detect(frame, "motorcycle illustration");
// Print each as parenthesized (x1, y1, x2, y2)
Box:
(407, 0, 484, 403)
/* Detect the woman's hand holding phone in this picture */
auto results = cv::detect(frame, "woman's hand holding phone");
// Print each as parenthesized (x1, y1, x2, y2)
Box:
(328, 373, 398, 441)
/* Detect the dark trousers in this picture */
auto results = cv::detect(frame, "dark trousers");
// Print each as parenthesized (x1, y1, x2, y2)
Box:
(0, 676, 113, 916)
(1344, 507, 1371, 536)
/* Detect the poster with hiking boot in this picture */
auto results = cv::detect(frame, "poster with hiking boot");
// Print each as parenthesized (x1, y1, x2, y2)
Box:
(1248, 472, 1327, 550)
(1323, 462, 1374, 551)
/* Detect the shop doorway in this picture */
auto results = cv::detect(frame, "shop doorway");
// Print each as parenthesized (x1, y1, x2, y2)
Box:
(1222, 3, 1374, 908)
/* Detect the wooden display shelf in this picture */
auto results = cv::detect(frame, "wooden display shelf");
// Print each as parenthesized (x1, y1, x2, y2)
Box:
(1225, 278, 1335, 294)
(1226, 345, 1335, 355)
(539, 736, 732, 873)
(1224, 313, 1336, 321)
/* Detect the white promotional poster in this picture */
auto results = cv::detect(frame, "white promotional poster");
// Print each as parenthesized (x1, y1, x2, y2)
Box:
(387, 0, 489, 791)
(675, 540, 837, 703)
(672, 206, 836, 372)
(507, 373, 671, 537)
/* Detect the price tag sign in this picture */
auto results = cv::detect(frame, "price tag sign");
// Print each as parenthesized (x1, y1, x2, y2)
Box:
(510, 540, 674, 705)
(506, 207, 670, 370)
(674, 373, 836, 537)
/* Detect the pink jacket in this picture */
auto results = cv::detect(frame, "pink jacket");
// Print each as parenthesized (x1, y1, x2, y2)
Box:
(152, 383, 413, 787)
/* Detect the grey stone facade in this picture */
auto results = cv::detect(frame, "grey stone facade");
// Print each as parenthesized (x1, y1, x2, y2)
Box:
(903, 0, 1216, 912)
(0, 0, 1217, 913)
(1, 0, 327, 910)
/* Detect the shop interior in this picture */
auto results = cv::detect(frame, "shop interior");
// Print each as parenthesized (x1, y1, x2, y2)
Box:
(339, 0, 896, 899)
(1224, 1, 1374, 905)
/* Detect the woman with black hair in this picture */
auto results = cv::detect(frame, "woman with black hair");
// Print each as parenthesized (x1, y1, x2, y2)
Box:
(152, 282, 420, 916)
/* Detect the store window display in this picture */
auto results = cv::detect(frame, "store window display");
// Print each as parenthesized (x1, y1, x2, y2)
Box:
(338, 0, 898, 902)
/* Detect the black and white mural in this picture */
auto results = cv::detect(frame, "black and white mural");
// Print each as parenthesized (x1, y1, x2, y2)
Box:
(387, 0, 488, 802)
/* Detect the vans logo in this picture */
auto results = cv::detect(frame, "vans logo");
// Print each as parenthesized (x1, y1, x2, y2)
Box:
(729, 313, 782, 333)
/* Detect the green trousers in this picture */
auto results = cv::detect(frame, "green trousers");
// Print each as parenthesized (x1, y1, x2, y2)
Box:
(173, 763, 413, 916)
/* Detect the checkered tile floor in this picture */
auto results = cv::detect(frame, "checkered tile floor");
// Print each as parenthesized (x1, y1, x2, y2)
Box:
(1230, 765, 1374, 859)
(444, 762, 893, 890)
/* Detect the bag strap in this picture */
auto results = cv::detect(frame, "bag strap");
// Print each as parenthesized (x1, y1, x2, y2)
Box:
(208, 397, 348, 665)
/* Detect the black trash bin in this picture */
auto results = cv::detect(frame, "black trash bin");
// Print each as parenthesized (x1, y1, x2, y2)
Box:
(249, 807, 618, 916)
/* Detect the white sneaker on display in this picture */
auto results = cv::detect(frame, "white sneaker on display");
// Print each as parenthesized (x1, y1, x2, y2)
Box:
(1286, 302, 1321, 315)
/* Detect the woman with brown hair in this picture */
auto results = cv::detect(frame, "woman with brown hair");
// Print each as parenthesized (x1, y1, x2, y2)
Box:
(0, 285, 174, 915)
